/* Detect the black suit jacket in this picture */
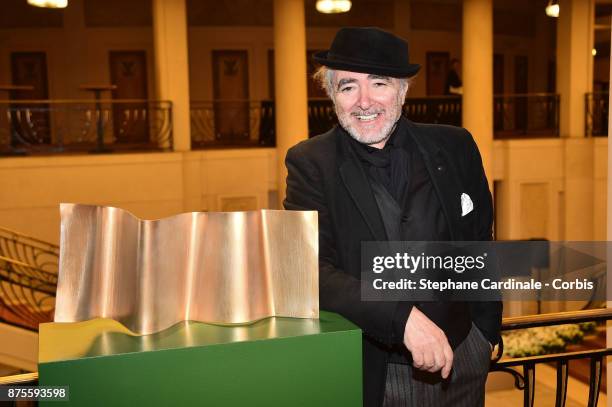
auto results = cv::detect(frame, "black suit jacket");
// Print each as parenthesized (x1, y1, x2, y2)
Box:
(283, 117, 502, 407)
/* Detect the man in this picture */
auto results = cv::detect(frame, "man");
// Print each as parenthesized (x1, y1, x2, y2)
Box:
(283, 27, 502, 407)
(445, 58, 463, 95)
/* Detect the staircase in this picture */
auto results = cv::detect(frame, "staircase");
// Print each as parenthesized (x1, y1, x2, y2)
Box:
(0, 227, 58, 372)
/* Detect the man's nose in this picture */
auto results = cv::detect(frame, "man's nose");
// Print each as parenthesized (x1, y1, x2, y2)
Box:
(357, 88, 372, 110)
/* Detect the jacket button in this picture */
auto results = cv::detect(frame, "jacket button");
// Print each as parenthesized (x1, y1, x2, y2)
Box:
(437, 165, 444, 171)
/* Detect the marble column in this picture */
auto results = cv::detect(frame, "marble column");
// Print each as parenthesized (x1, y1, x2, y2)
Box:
(152, 0, 191, 151)
(462, 0, 493, 179)
(273, 0, 309, 207)
(557, 0, 594, 138)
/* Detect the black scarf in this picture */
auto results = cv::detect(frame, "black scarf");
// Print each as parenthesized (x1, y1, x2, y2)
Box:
(347, 122, 410, 205)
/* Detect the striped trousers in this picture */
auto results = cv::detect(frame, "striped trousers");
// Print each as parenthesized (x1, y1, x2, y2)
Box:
(383, 323, 492, 407)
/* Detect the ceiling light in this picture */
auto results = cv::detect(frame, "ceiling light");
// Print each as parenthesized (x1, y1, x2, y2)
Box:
(592, 48, 597, 56)
(545, 0, 559, 18)
(27, 0, 67, 8)
(316, 0, 351, 14)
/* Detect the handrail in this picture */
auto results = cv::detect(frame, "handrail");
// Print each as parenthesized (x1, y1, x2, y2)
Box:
(496, 348, 610, 367)
(190, 93, 559, 102)
(0, 372, 38, 385)
(0, 99, 172, 104)
(0, 254, 46, 269)
(0, 226, 59, 251)
(493, 92, 558, 98)
(501, 308, 612, 331)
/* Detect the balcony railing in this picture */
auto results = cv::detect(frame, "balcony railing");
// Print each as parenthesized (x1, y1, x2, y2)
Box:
(308, 96, 464, 135)
(191, 95, 560, 148)
(492, 308, 612, 407)
(0, 226, 58, 331)
(190, 100, 275, 148)
(585, 92, 608, 137)
(404, 95, 463, 127)
(493, 93, 559, 138)
(0, 99, 173, 156)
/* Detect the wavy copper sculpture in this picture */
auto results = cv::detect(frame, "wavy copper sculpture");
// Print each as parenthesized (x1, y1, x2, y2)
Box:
(54, 204, 319, 335)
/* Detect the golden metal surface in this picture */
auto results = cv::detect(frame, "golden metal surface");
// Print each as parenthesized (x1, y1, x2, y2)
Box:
(54, 204, 318, 334)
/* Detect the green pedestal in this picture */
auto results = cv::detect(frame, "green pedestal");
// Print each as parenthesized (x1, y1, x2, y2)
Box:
(38, 311, 362, 406)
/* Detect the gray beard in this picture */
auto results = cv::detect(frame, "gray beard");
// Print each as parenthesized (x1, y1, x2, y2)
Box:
(338, 114, 400, 146)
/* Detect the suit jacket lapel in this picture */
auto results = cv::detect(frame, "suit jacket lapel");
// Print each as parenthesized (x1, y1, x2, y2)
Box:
(404, 120, 465, 241)
(336, 129, 388, 241)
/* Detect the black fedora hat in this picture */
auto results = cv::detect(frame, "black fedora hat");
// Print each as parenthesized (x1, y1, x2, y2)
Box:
(313, 27, 420, 78)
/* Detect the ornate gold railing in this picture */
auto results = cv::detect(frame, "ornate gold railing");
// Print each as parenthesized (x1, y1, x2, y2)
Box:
(0, 227, 58, 331)
(0, 99, 173, 155)
(492, 308, 612, 407)
(585, 92, 608, 137)
(192, 94, 561, 148)
(493, 93, 560, 138)
(190, 100, 275, 148)
(0, 227, 58, 273)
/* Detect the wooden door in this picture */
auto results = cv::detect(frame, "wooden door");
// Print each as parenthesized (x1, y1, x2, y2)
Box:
(11, 52, 50, 144)
(212, 50, 250, 142)
(109, 51, 149, 143)
(426, 52, 450, 96)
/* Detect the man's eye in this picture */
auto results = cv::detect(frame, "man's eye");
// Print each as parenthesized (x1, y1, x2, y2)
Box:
(373, 82, 387, 87)
(340, 86, 354, 92)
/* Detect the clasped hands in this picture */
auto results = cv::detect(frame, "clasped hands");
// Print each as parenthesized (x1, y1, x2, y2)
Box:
(403, 307, 454, 379)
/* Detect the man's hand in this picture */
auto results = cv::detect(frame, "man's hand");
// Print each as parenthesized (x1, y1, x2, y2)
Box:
(403, 307, 454, 379)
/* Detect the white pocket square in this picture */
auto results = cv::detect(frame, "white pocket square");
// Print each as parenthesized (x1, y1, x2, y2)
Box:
(460, 193, 473, 217)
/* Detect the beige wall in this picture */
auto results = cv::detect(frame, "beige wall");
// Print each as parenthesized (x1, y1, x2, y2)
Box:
(0, 138, 605, 245)
(0, 323, 37, 372)
(493, 137, 606, 241)
(0, 149, 276, 244)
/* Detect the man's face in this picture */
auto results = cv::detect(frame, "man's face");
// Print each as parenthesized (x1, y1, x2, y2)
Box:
(332, 70, 407, 148)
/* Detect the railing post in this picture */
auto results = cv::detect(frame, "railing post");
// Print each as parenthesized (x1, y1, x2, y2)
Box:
(554, 360, 568, 407)
(523, 363, 535, 407)
(94, 94, 107, 153)
(585, 93, 591, 137)
(587, 356, 603, 407)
